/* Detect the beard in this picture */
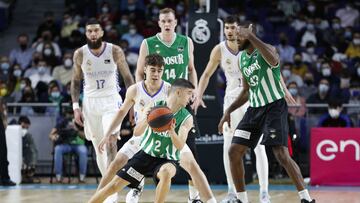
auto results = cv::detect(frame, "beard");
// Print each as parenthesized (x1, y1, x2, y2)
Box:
(238, 39, 251, 51)
(87, 38, 102, 49)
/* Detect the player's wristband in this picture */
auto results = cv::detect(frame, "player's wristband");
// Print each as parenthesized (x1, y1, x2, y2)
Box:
(72, 102, 80, 110)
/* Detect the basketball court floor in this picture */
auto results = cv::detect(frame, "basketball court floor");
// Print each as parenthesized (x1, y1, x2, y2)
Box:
(1, 182, 360, 203)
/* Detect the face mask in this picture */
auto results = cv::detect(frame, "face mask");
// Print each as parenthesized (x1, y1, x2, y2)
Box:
(1, 62, 10, 70)
(353, 39, 360, 46)
(344, 31, 352, 39)
(65, 18, 72, 25)
(20, 44, 27, 50)
(328, 109, 340, 118)
(322, 68, 331, 76)
(38, 66, 46, 74)
(340, 78, 350, 87)
(121, 19, 128, 26)
(78, 27, 85, 34)
(280, 39, 287, 45)
(20, 83, 26, 90)
(294, 58, 301, 65)
(357, 68, 360, 76)
(64, 58, 72, 68)
(129, 29, 136, 35)
(307, 24, 315, 31)
(307, 47, 315, 54)
(304, 79, 314, 86)
(176, 5, 184, 13)
(350, 89, 360, 97)
(319, 84, 329, 93)
(105, 25, 112, 32)
(308, 5, 316, 12)
(13, 69, 22, 77)
(43, 48, 52, 56)
(102, 7, 109, 13)
(332, 23, 340, 30)
(152, 8, 159, 15)
(239, 15, 246, 21)
(282, 69, 291, 78)
(128, 4, 136, 11)
(22, 129, 28, 137)
(51, 91, 61, 98)
(289, 88, 298, 96)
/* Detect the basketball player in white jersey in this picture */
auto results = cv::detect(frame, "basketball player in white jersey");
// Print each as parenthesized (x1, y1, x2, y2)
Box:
(194, 16, 270, 203)
(97, 54, 217, 203)
(71, 19, 134, 178)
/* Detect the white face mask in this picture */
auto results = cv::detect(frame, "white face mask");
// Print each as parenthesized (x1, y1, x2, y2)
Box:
(43, 48, 52, 56)
(328, 108, 340, 118)
(307, 47, 315, 54)
(353, 39, 360, 46)
(129, 29, 136, 35)
(322, 68, 331, 76)
(22, 129, 28, 137)
(319, 84, 329, 93)
(64, 58, 72, 67)
(282, 69, 291, 78)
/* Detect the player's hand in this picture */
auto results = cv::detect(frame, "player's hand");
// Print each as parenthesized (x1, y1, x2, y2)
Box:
(218, 111, 231, 134)
(74, 109, 84, 126)
(192, 94, 207, 115)
(168, 118, 176, 136)
(284, 88, 298, 106)
(98, 134, 117, 153)
(237, 24, 253, 40)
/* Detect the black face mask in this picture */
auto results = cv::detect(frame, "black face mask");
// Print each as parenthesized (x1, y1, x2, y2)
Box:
(280, 39, 287, 45)
(20, 44, 27, 50)
(304, 79, 314, 85)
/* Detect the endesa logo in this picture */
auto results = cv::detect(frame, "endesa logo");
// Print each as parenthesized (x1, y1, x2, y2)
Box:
(316, 139, 360, 161)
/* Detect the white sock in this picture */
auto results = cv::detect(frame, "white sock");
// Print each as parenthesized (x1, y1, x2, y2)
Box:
(189, 184, 199, 199)
(254, 136, 269, 193)
(79, 174, 85, 181)
(298, 189, 312, 201)
(223, 124, 236, 194)
(236, 191, 248, 203)
(56, 174, 61, 181)
(206, 197, 217, 203)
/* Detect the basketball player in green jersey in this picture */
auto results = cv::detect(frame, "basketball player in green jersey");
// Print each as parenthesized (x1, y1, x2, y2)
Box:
(88, 79, 195, 203)
(135, 8, 213, 203)
(218, 23, 315, 203)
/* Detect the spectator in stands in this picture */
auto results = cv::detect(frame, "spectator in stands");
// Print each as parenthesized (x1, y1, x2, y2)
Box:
(335, 2, 359, 28)
(345, 31, 360, 59)
(319, 60, 340, 89)
(314, 17, 329, 31)
(0, 99, 16, 186)
(9, 34, 34, 70)
(60, 30, 85, 51)
(46, 83, 64, 117)
(28, 59, 53, 88)
(105, 27, 120, 45)
(36, 11, 60, 41)
(347, 81, 360, 124)
(0, 56, 10, 82)
(300, 72, 317, 99)
(290, 13, 307, 32)
(307, 78, 332, 115)
(318, 99, 352, 127)
(301, 41, 317, 64)
(52, 52, 73, 86)
(333, 69, 351, 104)
(0, 80, 8, 98)
(18, 116, 39, 183)
(33, 30, 62, 62)
(277, 0, 301, 17)
(300, 19, 318, 47)
(282, 62, 303, 87)
(350, 62, 360, 85)
(97, 2, 116, 27)
(49, 108, 88, 183)
(24, 52, 44, 78)
(291, 53, 309, 78)
(6, 64, 23, 102)
(323, 17, 345, 49)
(19, 86, 36, 116)
(121, 23, 144, 52)
(60, 13, 79, 40)
(287, 82, 306, 117)
(277, 33, 296, 63)
(302, 1, 320, 19)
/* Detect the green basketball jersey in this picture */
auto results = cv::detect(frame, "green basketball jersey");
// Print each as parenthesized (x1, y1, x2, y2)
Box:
(239, 49, 285, 107)
(140, 101, 191, 160)
(146, 33, 190, 84)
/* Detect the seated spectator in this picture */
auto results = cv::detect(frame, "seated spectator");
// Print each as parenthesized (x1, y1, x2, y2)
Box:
(335, 2, 359, 28)
(6, 64, 23, 102)
(291, 53, 308, 78)
(24, 52, 45, 78)
(121, 24, 144, 52)
(33, 30, 62, 62)
(46, 82, 64, 117)
(301, 41, 317, 64)
(318, 99, 352, 127)
(300, 19, 318, 47)
(28, 59, 53, 88)
(97, 2, 116, 26)
(307, 78, 332, 115)
(287, 82, 306, 117)
(345, 31, 360, 59)
(52, 52, 73, 86)
(282, 62, 303, 87)
(35, 11, 60, 41)
(300, 72, 317, 99)
(115, 14, 130, 36)
(277, 34, 296, 63)
(0, 56, 10, 81)
(18, 116, 39, 184)
(332, 69, 351, 104)
(49, 108, 88, 183)
(60, 13, 79, 40)
(19, 86, 36, 116)
(9, 33, 34, 70)
(318, 60, 340, 89)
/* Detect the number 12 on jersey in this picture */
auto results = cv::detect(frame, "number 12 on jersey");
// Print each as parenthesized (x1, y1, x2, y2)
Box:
(96, 79, 105, 89)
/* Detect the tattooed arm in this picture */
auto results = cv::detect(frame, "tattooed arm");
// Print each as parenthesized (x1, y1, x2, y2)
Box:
(71, 48, 84, 126)
(113, 45, 134, 88)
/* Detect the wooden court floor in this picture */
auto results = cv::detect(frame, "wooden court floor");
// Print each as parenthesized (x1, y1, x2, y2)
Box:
(1, 182, 360, 203)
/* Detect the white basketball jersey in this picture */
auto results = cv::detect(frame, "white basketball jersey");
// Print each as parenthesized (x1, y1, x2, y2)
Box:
(219, 41, 243, 96)
(133, 81, 171, 124)
(81, 42, 120, 97)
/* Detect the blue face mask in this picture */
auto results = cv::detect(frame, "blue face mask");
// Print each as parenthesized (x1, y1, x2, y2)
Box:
(1, 63, 10, 70)
(351, 89, 360, 97)
(51, 91, 61, 98)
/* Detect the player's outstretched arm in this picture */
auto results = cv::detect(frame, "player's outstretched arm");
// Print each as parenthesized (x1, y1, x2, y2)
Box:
(71, 48, 84, 126)
(135, 40, 147, 82)
(113, 45, 134, 88)
(169, 116, 193, 150)
(193, 44, 221, 113)
(98, 85, 137, 153)
(188, 38, 198, 89)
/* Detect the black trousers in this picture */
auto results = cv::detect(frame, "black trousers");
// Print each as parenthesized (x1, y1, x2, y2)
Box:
(0, 117, 10, 181)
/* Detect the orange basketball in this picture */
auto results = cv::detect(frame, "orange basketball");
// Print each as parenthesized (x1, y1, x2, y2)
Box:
(147, 106, 174, 132)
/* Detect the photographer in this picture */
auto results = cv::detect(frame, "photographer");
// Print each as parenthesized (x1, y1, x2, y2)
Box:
(49, 107, 88, 183)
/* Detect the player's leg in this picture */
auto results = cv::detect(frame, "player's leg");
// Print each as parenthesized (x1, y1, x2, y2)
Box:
(253, 136, 270, 202)
(88, 176, 129, 203)
(102, 111, 120, 165)
(154, 162, 177, 203)
(264, 99, 314, 202)
(180, 145, 216, 203)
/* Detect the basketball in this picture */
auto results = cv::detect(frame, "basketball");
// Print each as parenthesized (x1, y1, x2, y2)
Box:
(147, 105, 174, 132)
